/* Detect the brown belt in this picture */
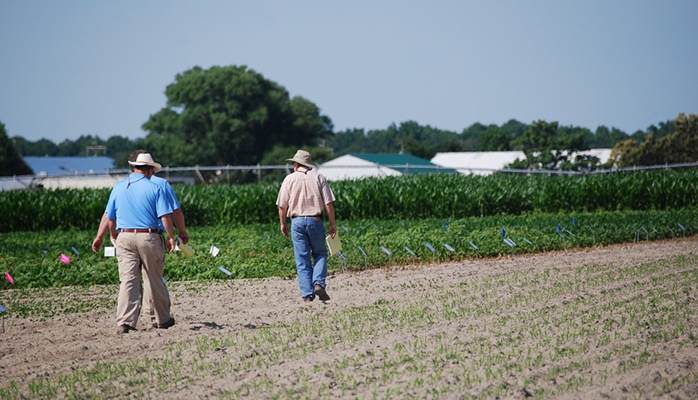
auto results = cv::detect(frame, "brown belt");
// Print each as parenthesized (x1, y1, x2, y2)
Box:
(121, 228, 159, 233)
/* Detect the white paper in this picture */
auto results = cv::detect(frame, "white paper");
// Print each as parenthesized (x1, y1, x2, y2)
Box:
(210, 245, 220, 257)
(104, 246, 116, 257)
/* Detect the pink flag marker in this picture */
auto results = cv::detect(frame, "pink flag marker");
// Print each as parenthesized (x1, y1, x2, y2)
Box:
(60, 254, 70, 264)
(4, 272, 14, 284)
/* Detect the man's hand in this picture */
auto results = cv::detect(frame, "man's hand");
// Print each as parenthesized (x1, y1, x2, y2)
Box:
(328, 222, 337, 239)
(280, 221, 289, 237)
(166, 237, 175, 253)
(178, 231, 189, 245)
(91, 237, 103, 253)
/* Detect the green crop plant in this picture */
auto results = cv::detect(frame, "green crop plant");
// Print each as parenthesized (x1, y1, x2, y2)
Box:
(2, 169, 697, 232)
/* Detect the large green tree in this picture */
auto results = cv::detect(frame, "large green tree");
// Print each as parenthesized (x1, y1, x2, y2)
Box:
(612, 113, 698, 167)
(141, 65, 333, 167)
(0, 121, 34, 176)
(508, 120, 585, 170)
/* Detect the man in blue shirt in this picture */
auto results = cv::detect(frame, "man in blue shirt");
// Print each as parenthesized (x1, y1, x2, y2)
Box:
(92, 150, 189, 328)
(105, 153, 177, 334)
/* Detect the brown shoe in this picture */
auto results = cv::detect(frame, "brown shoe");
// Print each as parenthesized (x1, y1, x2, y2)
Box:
(117, 324, 137, 334)
(303, 297, 314, 303)
(314, 284, 330, 301)
(157, 317, 175, 329)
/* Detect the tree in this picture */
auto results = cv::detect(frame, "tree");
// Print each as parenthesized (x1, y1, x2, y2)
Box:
(613, 113, 698, 168)
(500, 119, 529, 139)
(508, 120, 585, 170)
(0, 121, 34, 176)
(12, 136, 59, 156)
(477, 125, 511, 151)
(141, 65, 333, 168)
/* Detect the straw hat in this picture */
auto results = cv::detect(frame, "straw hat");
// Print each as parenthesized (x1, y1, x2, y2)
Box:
(128, 153, 162, 173)
(287, 150, 316, 169)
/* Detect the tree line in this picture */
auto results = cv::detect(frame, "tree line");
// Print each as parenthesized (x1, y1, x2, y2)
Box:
(1, 64, 695, 178)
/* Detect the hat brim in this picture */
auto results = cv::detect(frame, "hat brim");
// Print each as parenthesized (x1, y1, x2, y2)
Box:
(287, 158, 316, 169)
(129, 161, 162, 173)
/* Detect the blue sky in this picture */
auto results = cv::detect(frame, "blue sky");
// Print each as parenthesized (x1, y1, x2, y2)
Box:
(1, 1, 696, 143)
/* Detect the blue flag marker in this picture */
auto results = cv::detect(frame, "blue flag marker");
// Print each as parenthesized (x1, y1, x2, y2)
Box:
(501, 229, 506, 237)
(572, 218, 577, 226)
(556, 225, 561, 233)
(357, 246, 367, 257)
(443, 221, 448, 231)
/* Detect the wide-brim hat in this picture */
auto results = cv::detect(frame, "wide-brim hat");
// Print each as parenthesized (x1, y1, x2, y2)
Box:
(128, 153, 162, 173)
(287, 150, 316, 169)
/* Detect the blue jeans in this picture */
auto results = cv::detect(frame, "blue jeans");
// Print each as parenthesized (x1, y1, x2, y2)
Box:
(291, 216, 328, 300)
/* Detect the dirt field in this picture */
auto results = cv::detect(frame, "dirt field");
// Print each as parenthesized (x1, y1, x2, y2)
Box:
(1, 238, 698, 399)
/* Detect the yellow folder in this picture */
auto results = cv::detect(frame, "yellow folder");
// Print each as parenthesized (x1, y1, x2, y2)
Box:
(326, 234, 342, 256)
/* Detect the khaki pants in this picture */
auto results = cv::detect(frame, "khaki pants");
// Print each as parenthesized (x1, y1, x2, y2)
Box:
(115, 232, 171, 328)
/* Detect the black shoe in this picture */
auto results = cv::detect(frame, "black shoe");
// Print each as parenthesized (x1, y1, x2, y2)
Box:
(117, 324, 137, 334)
(157, 317, 175, 329)
(314, 284, 330, 301)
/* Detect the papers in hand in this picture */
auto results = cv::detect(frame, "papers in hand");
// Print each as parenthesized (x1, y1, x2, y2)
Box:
(326, 234, 342, 256)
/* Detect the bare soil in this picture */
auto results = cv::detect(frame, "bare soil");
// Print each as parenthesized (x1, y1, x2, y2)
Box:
(1, 238, 697, 399)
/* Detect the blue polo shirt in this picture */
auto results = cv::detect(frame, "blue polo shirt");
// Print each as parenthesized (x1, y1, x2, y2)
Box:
(104, 175, 181, 231)
(106, 173, 173, 230)
(151, 175, 181, 231)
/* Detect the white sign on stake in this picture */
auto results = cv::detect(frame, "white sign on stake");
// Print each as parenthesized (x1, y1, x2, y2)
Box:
(565, 229, 575, 237)
(0, 304, 5, 313)
(337, 251, 346, 261)
(218, 266, 232, 276)
(380, 246, 392, 256)
(210, 245, 220, 257)
(468, 241, 479, 251)
(72, 246, 80, 255)
(425, 242, 436, 253)
(678, 223, 686, 231)
(444, 243, 455, 252)
(523, 238, 533, 245)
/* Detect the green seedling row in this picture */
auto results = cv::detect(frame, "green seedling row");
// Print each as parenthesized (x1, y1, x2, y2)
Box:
(1, 209, 696, 293)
